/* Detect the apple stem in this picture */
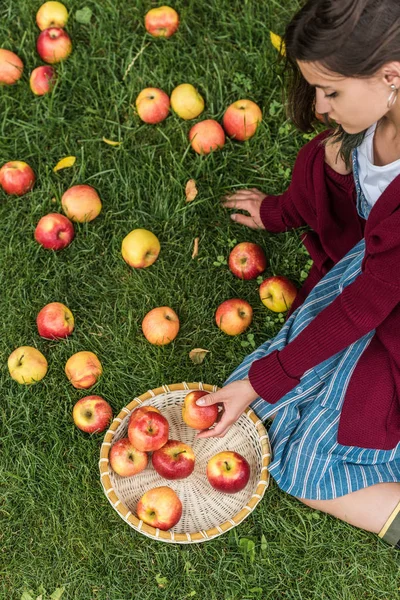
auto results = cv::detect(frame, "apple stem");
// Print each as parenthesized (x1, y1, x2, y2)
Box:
(224, 461, 231, 471)
(17, 354, 24, 366)
(174, 451, 187, 457)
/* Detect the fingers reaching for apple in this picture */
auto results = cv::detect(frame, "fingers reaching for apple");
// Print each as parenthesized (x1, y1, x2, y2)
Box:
(222, 188, 266, 229)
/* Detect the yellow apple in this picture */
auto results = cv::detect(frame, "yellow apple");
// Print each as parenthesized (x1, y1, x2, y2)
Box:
(121, 228, 160, 268)
(65, 351, 102, 389)
(36, 2, 69, 30)
(259, 276, 297, 313)
(170, 83, 204, 120)
(8, 346, 48, 384)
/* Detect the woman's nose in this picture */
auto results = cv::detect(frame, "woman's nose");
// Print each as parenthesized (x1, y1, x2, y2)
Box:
(315, 89, 331, 115)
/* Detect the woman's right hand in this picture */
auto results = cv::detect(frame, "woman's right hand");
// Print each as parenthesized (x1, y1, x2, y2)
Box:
(222, 188, 266, 230)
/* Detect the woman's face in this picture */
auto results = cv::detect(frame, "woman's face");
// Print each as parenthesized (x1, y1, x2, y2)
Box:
(297, 60, 397, 134)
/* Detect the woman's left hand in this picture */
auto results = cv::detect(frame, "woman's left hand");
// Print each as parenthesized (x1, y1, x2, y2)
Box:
(195, 379, 259, 439)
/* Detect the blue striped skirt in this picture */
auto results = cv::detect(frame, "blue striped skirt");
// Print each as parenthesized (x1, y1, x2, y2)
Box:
(225, 238, 400, 500)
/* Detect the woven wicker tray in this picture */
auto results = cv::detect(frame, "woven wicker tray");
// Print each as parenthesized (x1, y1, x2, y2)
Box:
(99, 382, 271, 544)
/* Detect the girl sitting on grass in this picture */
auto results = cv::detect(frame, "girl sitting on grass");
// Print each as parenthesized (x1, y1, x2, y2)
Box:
(196, 0, 400, 549)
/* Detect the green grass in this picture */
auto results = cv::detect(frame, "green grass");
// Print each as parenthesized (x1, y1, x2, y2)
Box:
(1, 1, 399, 598)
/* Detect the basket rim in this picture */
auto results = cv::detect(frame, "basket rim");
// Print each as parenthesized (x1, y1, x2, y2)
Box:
(99, 381, 271, 543)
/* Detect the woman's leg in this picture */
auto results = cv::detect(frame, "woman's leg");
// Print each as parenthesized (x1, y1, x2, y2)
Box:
(296, 482, 400, 534)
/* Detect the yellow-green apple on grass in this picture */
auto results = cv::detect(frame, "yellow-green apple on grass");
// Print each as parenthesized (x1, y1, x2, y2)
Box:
(65, 351, 102, 389)
(142, 306, 180, 345)
(128, 410, 169, 452)
(121, 228, 160, 268)
(228, 242, 267, 280)
(144, 6, 179, 38)
(207, 451, 250, 494)
(152, 440, 195, 480)
(0, 161, 35, 196)
(61, 184, 102, 222)
(170, 83, 204, 120)
(189, 119, 225, 155)
(36, 1, 69, 30)
(222, 99, 262, 141)
(137, 486, 182, 531)
(30, 65, 56, 95)
(0, 49, 23, 85)
(37, 28, 72, 64)
(36, 302, 74, 339)
(215, 298, 253, 335)
(182, 390, 218, 430)
(259, 276, 297, 313)
(8, 346, 48, 384)
(136, 88, 170, 124)
(109, 437, 148, 476)
(72, 395, 112, 434)
(34, 213, 75, 250)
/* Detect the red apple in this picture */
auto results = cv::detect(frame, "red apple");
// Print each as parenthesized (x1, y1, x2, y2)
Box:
(137, 486, 182, 530)
(127, 411, 169, 452)
(30, 65, 56, 95)
(228, 242, 267, 280)
(36, 2, 69, 30)
(34, 213, 75, 250)
(136, 87, 170, 124)
(128, 405, 161, 429)
(144, 6, 179, 38)
(61, 184, 102, 222)
(72, 395, 112, 434)
(207, 451, 250, 493)
(222, 99, 262, 141)
(152, 439, 195, 480)
(0, 161, 35, 196)
(37, 301, 74, 339)
(65, 351, 102, 389)
(182, 390, 218, 430)
(189, 119, 225, 155)
(37, 27, 72, 64)
(0, 49, 23, 85)
(8, 346, 48, 385)
(259, 276, 297, 313)
(215, 298, 253, 335)
(142, 306, 180, 345)
(121, 228, 160, 268)
(109, 437, 148, 477)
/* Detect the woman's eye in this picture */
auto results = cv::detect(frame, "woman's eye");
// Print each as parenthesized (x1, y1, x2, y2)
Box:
(325, 92, 338, 99)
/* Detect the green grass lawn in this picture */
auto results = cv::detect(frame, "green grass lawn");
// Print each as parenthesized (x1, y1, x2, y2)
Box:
(1, 1, 399, 598)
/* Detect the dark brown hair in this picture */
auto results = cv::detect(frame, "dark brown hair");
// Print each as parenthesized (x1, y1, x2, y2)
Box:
(281, 0, 400, 167)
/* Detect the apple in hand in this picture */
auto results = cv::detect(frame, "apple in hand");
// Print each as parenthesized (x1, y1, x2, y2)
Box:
(142, 306, 180, 345)
(128, 411, 169, 452)
(121, 228, 160, 268)
(65, 351, 102, 389)
(109, 437, 148, 476)
(34, 213, 75, 250)
(72, 395, 112, 433)
(136, 88, 170, 124)
(259, 276, 297, 312)
(182, 390, 218, 430)
(152, 440, 195, 480)
(0, 49, 23, 85)
(137, 486, 182, 530)
(215, 299, 253, 335)
(0, 161, 35, 196)
(222, 99, 262, 141)
(36, 302, 74, 339)
(189, 119, 225, 155)
(36, 2, 69, 30)
(30, 65, 56, 95)
(228, 242, 267, 280)
(37, 28, 72, 64)
(8, 346, 48, 384)
(207, 451, 250, 494)
(61, 184, 102, 222)
(170, 83, 204, 120)
(144, 6, 179, 38)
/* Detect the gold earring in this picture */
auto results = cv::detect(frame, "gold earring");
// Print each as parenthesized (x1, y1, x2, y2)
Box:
(388, 83, 398, 108)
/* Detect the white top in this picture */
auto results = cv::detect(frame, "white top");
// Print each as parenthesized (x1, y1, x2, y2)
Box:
(357, 121, 400, 208)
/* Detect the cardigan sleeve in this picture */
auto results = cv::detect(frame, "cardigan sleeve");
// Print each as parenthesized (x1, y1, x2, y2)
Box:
(248, 207, 400, 403)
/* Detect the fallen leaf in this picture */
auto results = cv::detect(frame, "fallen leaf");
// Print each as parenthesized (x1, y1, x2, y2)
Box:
(185, 179, 198, 202)
(270, 31, 286, 56)
(50, 588, 65, 600)
(21, 593, 34, 600)
(189, 348, 210, 364)
(192, 237, 199, 259)
(102, 137, 122, 146)
(75, 7, 93, 24)
(155, 574, 168, 588)
(53, 156, 76, 172)
(51, 196, 57, 203)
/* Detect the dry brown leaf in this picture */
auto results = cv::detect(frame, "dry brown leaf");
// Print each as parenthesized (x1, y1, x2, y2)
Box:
(192, 237, 199, 259)
(103, 137, 122, 146)
(53, 156, 76, 172)
(185, 179, 198, 202)
(189, 348, 210, 364)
